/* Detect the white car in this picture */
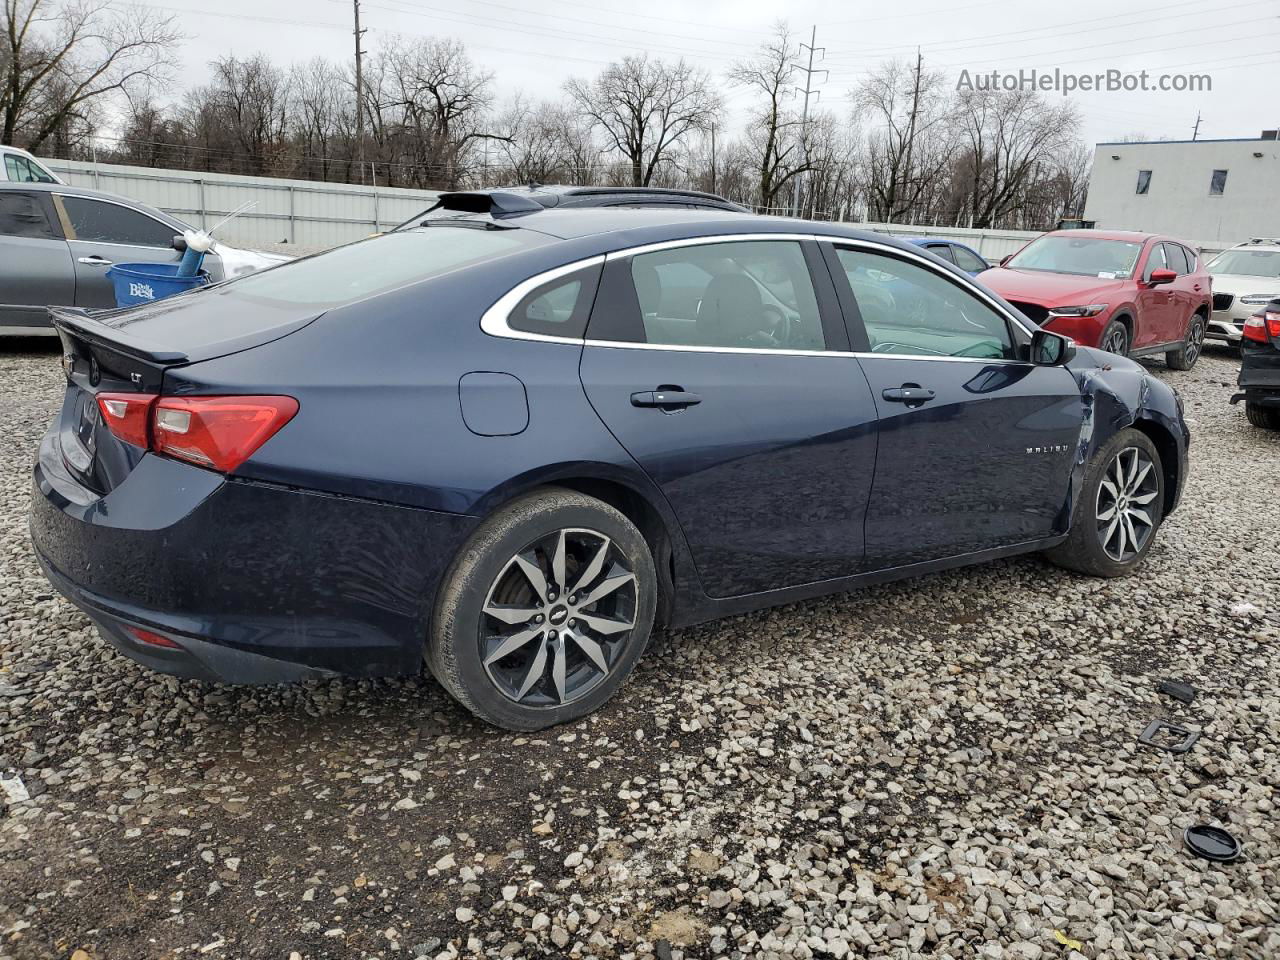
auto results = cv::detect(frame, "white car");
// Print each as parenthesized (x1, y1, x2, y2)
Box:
(1205, 238, 1280, 344)
(0, 145, 63, 185)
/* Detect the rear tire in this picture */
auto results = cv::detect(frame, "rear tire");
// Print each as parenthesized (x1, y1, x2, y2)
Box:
(1166, 313, 1205, 370)
(1046, 428, 1164, 578)
(428, 488, 657, 731)
(1099, 319, 1130, 357)
(1245, 401, 1280, 430)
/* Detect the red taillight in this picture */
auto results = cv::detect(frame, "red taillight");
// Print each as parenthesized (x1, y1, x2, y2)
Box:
(151, 396, 299, 473)
(1242, 316, 1269, 343)
(127, 626, 182, 649)
(1268, 310, 1280, 338)
(96, 392, 158, 448)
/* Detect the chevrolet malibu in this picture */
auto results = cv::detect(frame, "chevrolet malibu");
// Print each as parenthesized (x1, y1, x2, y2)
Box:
(31, 201, 1190, 730)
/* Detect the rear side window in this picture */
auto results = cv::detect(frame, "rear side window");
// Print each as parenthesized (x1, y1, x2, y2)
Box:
(61, 196, 175, 247)
(925, 243, 956, 264)
(229, 226, 550, 306)
(951, 245, 988, 273)
(4, 153, 56, 183)
(836, 248, 1015, 360)
(0, 192, 56, 239)
(621, 240, 826, 351)
(508, 266, 600, 338)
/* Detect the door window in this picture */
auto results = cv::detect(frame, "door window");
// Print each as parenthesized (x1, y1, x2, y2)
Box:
(950, 245, 988, 273)
(0, 192, 57, 240)
(624, 240, 826, 351)
(4, 154, 57, 183)
(60, 196, 176, 247)
(835, 248, 1016, 360)
(1143, 243, 1168, 281)
(1162, 243, 1190, 275)
(925, 243, 956, 264)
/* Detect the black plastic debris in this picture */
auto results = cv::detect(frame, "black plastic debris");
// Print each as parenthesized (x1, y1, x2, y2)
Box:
(1138, 718, 1201, 754)
(1184, 825, 1241, 862)
(1157, 679, 1197, 704)
(655, 939, 674, 960)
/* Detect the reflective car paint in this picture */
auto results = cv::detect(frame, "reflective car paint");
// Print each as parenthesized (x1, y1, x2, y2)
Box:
(30, 210, 1190, 684)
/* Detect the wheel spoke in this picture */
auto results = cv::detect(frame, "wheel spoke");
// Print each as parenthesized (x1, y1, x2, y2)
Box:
(483, 603, 541, 625)
(1127, 507, 1152, 528)
(1128, 460, 1152, 494)
(551, 636, 567, 703)
(551, 530, 567, 593)
(1102, 515, 1120, 551)
(514, 553, 549, 599)
(575, 611, 634, 636)
(1099, 479, 1120, 503)
(484, 624, 545, 666)
(567, 628, 609, 673)
(571, 536, 611, 595)
(1121, 513, 1138, 555)
(577, 569, 636, 608)
(1130, 490, 1158, 505)
(515, 639, 549, 700)
(1097, 504, 1117, 521)
(1114, 514, 1128, 557)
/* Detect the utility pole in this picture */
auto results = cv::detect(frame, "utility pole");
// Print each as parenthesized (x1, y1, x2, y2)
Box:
(1192, 111, 1202, 141)
(710, 124, 717, 195)
(790, 25, 826, 218)
(354, 0, 367, 185)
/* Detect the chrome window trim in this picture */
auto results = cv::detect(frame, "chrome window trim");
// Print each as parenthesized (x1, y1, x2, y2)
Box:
(479, 231, 1037, 362)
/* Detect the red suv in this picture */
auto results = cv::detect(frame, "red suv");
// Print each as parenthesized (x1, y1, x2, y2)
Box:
(980, 230, 1211, 370)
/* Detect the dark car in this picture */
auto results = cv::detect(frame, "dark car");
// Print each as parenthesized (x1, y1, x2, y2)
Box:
(1232, 297, 1280, 429)
(903, 236, 989, 276)
(394, 184, 748, 230)
(980, 229, 1212, 369)
(30, 204, 1190, 730)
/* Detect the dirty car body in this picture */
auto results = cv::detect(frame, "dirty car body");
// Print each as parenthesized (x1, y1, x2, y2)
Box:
(29, 208, 1189, 692)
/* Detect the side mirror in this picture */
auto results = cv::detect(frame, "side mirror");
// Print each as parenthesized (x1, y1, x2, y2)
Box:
(1148, 267, 1177, 286)
(1031, 329, 1076, 367)
(171, 234, 188, 252)
(999, 254, 1012, 267)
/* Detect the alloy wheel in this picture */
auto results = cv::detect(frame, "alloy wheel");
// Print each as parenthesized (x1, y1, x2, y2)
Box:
(1096, 447, 1159, 562)
(1184, 319, 1204, 365)
(479, 527, 638, 707)
(1103, 325, 1128, 355)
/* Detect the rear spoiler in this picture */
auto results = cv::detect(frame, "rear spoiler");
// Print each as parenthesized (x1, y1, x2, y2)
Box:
(435, 191, 543, 216)
(48, 306, 189, 365)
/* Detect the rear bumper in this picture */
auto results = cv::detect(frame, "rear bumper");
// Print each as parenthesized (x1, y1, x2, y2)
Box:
(30, 428, 478, 682)
(1238, 344, 1280, 396)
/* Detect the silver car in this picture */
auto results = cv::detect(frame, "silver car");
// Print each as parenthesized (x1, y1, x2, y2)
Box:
(0, 182, 286, 336)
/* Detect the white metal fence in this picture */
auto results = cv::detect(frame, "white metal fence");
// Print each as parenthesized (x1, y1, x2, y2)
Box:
(44, 159, 440, 250)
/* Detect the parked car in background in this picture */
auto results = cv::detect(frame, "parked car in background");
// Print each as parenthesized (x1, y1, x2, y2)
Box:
(1204, 238, 1280, 344)
(0, 145, 62, 184)
(1231, 297, 1280, 429)
(30, 205, 1189, 730)
(394, 185, 749, 230)
(980, 229, 1211, 369)
(904, 236, 989, 276)
(0, 182, 288, 336)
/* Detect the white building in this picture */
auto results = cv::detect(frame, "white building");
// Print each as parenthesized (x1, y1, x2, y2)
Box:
(1082, 132, 1280, 245)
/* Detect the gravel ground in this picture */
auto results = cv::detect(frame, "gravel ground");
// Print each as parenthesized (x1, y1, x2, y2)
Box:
(1, 339, 1277, 960)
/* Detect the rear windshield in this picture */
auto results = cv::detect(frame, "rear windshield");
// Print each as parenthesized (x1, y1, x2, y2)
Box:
(1006, 235, 1142, 279)
(226, 226, 550, 305)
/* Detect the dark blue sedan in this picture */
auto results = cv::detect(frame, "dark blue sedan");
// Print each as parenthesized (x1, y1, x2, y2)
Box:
(904, 236, 990, 276)
(31, 198, 1189, 729)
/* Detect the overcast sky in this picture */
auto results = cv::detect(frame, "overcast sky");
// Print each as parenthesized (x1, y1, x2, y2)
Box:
(137, 0, 1279, 151)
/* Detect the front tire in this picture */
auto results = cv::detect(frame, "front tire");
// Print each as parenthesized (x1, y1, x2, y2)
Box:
(428, 488, 657, 730)
(1166, 313, 1205, 370)
(1046, 428, 1165, 578)
(1099, 319, 1130, 357)
(1245, 401, 1280, 430)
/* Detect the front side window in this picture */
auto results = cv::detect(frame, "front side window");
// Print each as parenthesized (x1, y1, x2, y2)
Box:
(625, 240, 826, 351)
(836, 248, 1015, 361)
(1210, 169, 1228, 195)
(1006, 235, 1142, 279)
(1143, 243, 1168, 280)
(61, 196, 175, 247)
(4, 154, 56, 183)
(1136, 170, 1152, 195)
(0, 192, 56, 239)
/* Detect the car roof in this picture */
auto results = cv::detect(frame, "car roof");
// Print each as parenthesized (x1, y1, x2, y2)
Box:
(436, 184, 749, 212)
(1044, 228, 1170, 243)
(903, 236, 982, 251)
(0, 180, 185, 226)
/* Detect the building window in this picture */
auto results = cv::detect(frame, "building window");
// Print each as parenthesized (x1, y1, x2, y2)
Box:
(1136, 170, 1152, 195)
(1210, 169, 1228, 195)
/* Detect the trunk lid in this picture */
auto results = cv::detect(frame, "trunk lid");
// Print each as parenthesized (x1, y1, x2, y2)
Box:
(48, 292, 322, 495)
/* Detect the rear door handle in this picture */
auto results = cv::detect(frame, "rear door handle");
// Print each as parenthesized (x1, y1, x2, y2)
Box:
(631, 390, 702, 409)
(882, 386, 935, 405)
(77, 256, 112, 265)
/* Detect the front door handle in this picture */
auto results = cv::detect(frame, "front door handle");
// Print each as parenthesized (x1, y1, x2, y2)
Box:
(882, 386, 935, 405)
(631, 389, 702, 409)
(77, 255, 113, 266)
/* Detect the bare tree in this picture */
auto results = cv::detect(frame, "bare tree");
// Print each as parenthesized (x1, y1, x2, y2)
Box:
(853, 56, 956, 223)
(2, 0, 180, 150)
(566, 53, 721, 187)
(728, 22, 813, 211)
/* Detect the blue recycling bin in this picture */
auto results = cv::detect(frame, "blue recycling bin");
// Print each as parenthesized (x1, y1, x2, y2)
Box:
(107, 263, 210, 307)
